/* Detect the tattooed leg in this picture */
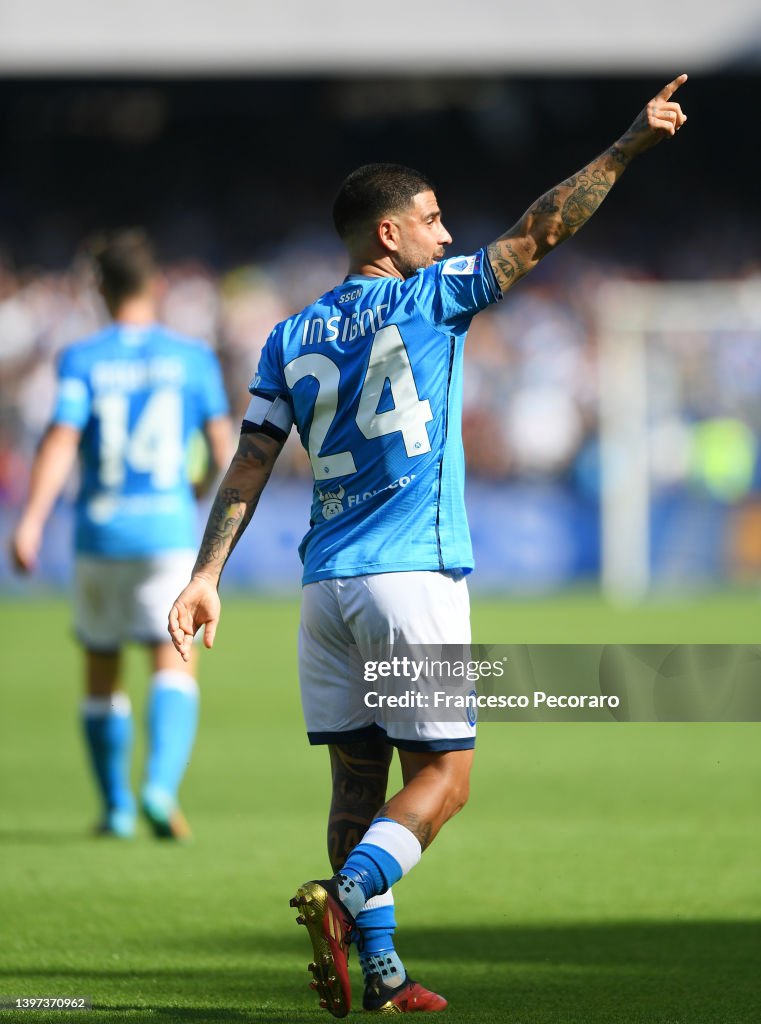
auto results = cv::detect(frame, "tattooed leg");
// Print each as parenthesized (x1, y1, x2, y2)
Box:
(328, 738, 393, 871)
(328, 739, 415, 995)
(329, 746, 473, 929)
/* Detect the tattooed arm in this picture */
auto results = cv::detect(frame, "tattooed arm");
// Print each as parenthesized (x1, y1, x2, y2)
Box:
(192, 431, 283, 581)
(168, 430, 284, 660)
(487, 74, 688, 293)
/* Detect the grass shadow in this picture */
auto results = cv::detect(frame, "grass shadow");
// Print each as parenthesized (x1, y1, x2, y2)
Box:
(2, 921, 759, 1022)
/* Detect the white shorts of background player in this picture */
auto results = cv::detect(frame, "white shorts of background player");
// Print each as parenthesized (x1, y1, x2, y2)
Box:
(75, 551, 196, 652)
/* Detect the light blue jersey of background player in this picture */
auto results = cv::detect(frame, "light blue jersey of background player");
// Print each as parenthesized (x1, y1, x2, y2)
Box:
(54, 322, 228, 558)
(245, 249, 500, 582)
(12, 230, 231, 840)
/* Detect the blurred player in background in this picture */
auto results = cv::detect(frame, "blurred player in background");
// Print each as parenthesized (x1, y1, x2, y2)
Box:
(169, 77, 687, 1013)
(11, 229, 231, 840)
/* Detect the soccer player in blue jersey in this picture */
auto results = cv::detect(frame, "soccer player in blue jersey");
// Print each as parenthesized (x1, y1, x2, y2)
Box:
(11, 230, 231, 840)
(169, 77, 687, 1013)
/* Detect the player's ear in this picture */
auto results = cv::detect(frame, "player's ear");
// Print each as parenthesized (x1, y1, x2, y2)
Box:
(377, 216, 400, 253)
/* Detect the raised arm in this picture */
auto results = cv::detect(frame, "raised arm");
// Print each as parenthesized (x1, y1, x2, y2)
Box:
(168, 430, 284, 660)
(11, 423, 81, 573)
(487, 74, 688, 293)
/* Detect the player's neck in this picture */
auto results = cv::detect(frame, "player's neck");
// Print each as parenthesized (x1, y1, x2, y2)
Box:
(347, 254, 405, 280)
(112, 296, 157, 326)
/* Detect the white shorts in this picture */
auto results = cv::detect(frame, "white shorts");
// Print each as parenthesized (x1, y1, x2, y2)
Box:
(74, 551, 195, 652)
(299, 570, 475, 752)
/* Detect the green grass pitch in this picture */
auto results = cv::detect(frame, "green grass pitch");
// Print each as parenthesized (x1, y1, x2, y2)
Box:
(1, 592, 759, 1023)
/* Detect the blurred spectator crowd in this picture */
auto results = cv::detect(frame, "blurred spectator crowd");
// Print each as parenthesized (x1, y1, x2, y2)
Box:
(4, 74, 761, 513)
(3, 235, 760, 517)
(3, 75, 761, 588)
(0, 241, 626, 505)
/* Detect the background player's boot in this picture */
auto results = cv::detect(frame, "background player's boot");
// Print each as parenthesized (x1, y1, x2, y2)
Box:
(140, 784, 192, 841)
(95, 807, 136, 839)
(363, 973, 448, 1014)
(290, 879, 354, 1017)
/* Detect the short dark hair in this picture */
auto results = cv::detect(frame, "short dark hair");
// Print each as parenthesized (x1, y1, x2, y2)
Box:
(332, 163, 436, 241)
(89, 228, 156, 310)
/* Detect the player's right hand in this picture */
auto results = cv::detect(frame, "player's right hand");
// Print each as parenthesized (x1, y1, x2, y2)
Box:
(168, 576, 221, 662)
(10, 518, 42, 574)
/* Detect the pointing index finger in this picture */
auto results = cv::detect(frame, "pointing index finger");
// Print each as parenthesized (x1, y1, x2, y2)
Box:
(658, 73, 688, 101)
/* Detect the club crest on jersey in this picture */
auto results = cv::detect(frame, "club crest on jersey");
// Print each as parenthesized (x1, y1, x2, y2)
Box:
(442, 254, 481, 276)
(317, 485, 345, 519)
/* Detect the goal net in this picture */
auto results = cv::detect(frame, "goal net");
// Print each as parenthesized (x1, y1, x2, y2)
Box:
(596, 279, 761, 601)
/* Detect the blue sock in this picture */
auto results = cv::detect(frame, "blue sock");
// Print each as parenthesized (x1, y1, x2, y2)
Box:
(335, 818, 422, 919)
(81, 693, 135, 817)
(356, 892, 406, 988)
(143, 671, 199, 805)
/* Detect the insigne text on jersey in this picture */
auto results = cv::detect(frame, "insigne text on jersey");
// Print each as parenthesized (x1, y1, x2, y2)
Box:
(300, 304, 390, 347)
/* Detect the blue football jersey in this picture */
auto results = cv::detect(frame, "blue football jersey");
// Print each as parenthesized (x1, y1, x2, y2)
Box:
(53, 323, 229, 557)
(246, 249, 501, 583)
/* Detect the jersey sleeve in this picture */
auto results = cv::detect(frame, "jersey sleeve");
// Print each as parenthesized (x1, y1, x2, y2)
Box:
(198, 346, 230, 421)
(51, 346, 92, 430)
(242, 327, 294, 441)
(419, 247, 502, 328)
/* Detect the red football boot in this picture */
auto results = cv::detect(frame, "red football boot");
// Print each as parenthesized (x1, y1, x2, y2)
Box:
(290, 879, 354, 1017)
(363, 972, 448, 1013)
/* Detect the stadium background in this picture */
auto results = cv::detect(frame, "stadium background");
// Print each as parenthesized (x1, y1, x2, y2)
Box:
(1, 4, 759, 1023)
(2, 72, 761, 593)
